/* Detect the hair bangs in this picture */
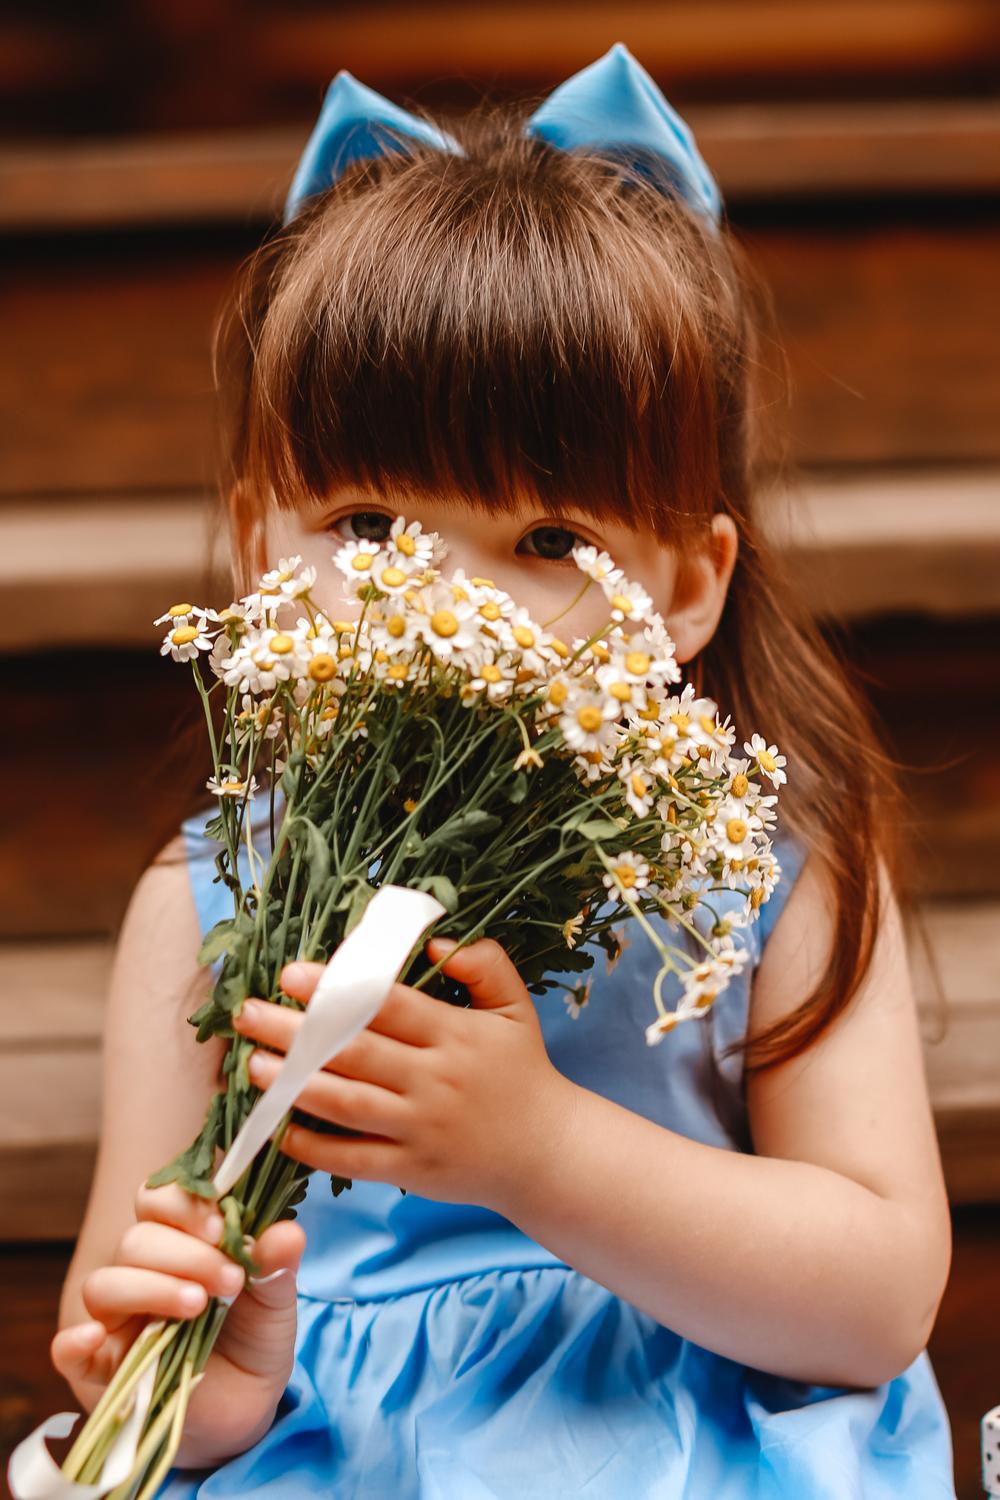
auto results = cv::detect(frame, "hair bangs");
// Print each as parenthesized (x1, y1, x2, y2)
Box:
(228, 124, 731, 547)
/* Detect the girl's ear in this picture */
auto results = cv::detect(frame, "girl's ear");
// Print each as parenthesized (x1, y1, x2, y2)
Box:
(666, 513, 739, 665)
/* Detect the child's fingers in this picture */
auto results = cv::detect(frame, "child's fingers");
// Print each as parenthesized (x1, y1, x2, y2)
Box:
(113, 1220, 246, 1302)
(50, 1321, 107, 1383)
(134, 1181, 225, 1245)
(50, 1319, 139, 1388)
(81, 1264, 216, 1332)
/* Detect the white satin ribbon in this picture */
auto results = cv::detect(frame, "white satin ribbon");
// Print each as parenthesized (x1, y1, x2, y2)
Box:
(8, 884, 446, 1498)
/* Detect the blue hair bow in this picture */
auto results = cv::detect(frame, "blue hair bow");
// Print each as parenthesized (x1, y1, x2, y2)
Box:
(283, 41, 722, 230)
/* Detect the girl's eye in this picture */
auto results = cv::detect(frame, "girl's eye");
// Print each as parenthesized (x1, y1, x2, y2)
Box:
(517, 524, 588, 563)
(327, 510, 393, 544)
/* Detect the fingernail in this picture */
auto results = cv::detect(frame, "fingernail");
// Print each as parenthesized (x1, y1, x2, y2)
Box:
(205, 1214, 224, 1241)
(249, 1266, 291, 1286)
(431, 937, 458, 954)
(239, 1000, 261, 1023)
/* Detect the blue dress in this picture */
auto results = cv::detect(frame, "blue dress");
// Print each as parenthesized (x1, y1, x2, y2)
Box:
(157, 802, 956, 1498)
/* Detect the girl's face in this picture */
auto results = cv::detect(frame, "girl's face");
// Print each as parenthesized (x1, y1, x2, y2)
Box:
(261, 489, 684, 652)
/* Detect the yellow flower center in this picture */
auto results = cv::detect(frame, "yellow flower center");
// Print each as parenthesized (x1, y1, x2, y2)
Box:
(630, 771, 648, 798)
(374, 648, 389, 662)
(403, 796, 419, 811)
(481, 663, 503, 683)
(471, 575, 495, 588)
(726, 818, 748, 844)
(670, 712, 691, 733)
(758, 749, 777, 772)
(332, 620, 355, 633)
(666, 802, 677, 825)
(590, 641, 611, 663)
(351, 552, 376, 571)
(380, 566, 406, 588)
(694, 989, 717, 1010)
(270, 633, 294, 654)
(550, 637, 569, 658)
(168, 602, 193, 617)
(171, 625, 199, 645)
(308, 653, 336, 680)
(577, 705, 604, 732)
(479, 601, 501, 621)
(609, 682, 631, 702)
(625, 651, 651, 675)
(609, 593, 633, 614)
(731, 773, 749, 798)
(548, 680, 568, 706)
(614, 864, 637, 888)
(451, 583, 470, 603)
(387, 662, 409, 679)
(396, 533, 416, 556)
(512, 624, 535, 649)
(699, 714, 717, 735)
(430, 609, 459, 638)
(382, 614, 404, 638)
(750, 886, 765, 910)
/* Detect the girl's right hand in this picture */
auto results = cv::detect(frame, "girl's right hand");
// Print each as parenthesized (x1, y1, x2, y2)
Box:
(51, 1183, 307, 1467)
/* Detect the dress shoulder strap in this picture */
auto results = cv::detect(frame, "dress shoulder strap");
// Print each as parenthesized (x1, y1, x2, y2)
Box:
(752, 828, 809, 965)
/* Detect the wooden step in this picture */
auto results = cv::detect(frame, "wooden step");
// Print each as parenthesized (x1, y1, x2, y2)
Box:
(3, 467, 998, 653)
(1, 901, 997, 1238)
(1, 99, 998, 232)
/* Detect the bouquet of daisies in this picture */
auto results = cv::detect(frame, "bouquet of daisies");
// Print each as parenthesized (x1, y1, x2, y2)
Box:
(11, 516, 786, 1499)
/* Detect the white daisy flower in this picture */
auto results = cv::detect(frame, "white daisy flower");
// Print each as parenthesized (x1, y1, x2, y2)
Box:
(387, 516, 445, 570)
(410, 580, 479, 663)
(160, 619, 214, 663)
(563, 979, 592, 1020)
(601, 850, 651, 896)
(461, 654, 519, 706)
(153, 601, 203, 627)
(711, 794, 765, 862)
(207, 772, 259, 799)
(333, 538, 384, 588)
(744, 733, 788, 788)
(558, 685, 621, 756)
(571, 544, 624, 587)
(616, 754, 657, 818)
(599, 575, 656, 626)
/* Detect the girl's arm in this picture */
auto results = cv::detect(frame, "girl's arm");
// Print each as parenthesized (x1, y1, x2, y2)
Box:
(499, 852, 952, 1389)
(60, 837, 227, 1334)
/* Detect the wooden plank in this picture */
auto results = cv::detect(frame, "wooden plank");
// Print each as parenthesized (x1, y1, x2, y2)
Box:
(2, 466, 998, 653)
(248, 2, 1000, 87)
(1, 902, 998, 1237)
(1, 100, 998, 232)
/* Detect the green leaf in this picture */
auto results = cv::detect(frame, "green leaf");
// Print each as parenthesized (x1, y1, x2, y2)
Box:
(287, 814, 331, 887)
(571, 819, 621, 841)
(420, 809, 502, 857)
(505, 773, 528, 805)
(411, 873, 459, 912)
(198, 914, 252, 966)
(330, 1175, 354, 1197)
(344, 881, 375, 936)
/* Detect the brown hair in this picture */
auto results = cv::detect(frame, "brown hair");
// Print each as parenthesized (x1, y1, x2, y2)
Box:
(146, 91, 938, 1074)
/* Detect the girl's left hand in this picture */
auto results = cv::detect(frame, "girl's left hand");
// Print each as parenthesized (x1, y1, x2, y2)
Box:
(231, 936, 576, 1215)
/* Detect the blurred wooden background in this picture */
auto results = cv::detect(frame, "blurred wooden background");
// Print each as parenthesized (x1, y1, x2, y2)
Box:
(1, 3, 998, 1494)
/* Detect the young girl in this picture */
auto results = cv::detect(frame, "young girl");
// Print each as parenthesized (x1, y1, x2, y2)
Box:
(52, 44, 957, 1497)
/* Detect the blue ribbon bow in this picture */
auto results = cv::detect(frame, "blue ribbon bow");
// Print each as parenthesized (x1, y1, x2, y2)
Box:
(283, 41, 722, 230)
